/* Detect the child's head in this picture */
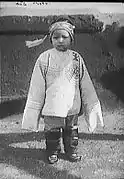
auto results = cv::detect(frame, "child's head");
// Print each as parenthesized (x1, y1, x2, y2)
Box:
(49, 16, 75, 51)
(25, 15, 75, 50)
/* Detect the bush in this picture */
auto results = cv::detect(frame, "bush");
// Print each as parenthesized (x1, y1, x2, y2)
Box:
(0, 16, 49, 34)
(104, 21, 120, 33)
(0, 14, 104, 34)
(117, 26, 124, 49)
(45, 14, 104, 33)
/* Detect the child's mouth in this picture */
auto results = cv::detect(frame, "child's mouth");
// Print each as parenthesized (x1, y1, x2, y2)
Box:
(57, 45, 64, 47)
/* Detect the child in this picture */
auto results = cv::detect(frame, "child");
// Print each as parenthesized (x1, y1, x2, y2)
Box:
(22, 16, 104, 164)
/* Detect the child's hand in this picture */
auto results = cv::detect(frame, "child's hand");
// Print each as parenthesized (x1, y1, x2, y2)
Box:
(88, 102, 104, 133)
(96, 105, 104, 128)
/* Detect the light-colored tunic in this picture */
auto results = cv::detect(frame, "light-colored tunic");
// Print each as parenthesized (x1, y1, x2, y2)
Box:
(22, 48, 103, 132)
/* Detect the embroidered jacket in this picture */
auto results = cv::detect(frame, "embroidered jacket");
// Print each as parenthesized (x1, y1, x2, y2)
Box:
(22, 48, 101, 131)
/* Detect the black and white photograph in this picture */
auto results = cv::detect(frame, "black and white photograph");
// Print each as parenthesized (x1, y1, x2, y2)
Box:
(0, 2, 124, 178)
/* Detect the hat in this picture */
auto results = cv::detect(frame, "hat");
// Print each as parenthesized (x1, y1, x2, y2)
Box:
(49, 21, 75, 42)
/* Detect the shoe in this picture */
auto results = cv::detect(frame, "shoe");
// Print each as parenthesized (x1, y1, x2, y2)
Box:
(66, 153, 82, 162)
(47, 154, 59, 164)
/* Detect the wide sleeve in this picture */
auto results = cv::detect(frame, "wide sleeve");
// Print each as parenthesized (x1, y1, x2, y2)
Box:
(22, 56, 46, 132)
(79, 56, 104, 132)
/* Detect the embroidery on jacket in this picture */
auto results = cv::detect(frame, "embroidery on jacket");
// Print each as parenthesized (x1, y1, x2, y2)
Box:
(69, 52, 80, 80)
(72, 52, 80, 79)
(64, 51, 81, 81)
(72, 51, 80, 62)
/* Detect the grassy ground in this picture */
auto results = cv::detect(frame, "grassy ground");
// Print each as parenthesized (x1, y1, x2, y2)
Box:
(0, 80, 124, 179)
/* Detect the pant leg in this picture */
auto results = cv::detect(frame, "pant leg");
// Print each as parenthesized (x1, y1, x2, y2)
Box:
(65, 114, 78, 127)
(44, 116, 64, 155)
(45, 127, 61, 155)
(44, 115, 65, 131)
(62, 114, 79, 155)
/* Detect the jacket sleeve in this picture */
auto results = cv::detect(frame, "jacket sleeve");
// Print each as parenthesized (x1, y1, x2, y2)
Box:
(79, 56, 104, 132)
(22, 56, 46, 132)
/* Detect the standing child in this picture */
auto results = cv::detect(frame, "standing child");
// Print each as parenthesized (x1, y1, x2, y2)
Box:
(22, 16, 104, 164)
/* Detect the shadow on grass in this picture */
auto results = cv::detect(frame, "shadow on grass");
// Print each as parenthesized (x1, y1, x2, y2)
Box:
(79, 132, 124, 141)
(0, 97, 27, 119)
(0, 130, 124, 149)
(0, 131, 82, 179)
(0, 131, 45, 147)
(100, 68, 124, 103)
(0, 131, 124, 178)
(0, 148, 81, 179)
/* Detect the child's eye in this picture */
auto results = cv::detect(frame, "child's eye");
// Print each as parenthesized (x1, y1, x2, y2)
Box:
(62, 36, 68, 39)
(52, 36, 69, 40)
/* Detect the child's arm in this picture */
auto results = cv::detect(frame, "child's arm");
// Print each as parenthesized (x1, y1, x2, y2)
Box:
(79, 57, 104, 133)
(22, 57, 46, 132)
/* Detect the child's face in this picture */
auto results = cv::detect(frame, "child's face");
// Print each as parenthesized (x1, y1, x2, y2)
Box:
(51, 29, 72, 52)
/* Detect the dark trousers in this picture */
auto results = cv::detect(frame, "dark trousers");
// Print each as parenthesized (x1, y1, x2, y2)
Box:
(44, 115, 79, 155)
